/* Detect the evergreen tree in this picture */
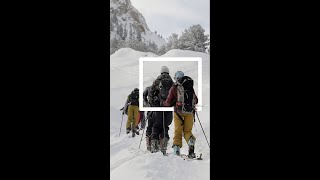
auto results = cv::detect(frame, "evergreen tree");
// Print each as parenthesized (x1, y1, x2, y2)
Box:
(166, 33, 179, 51)
(117, 24, 123, 39)
(147, 41, 158, 54)
(137, 31, 142, 41)
(158, 45, 167, 55)
(129, 25, 133, 39)
(123, 25, 127, 40)
(110, 38, 125, 55)
(178, 24, 209, 52)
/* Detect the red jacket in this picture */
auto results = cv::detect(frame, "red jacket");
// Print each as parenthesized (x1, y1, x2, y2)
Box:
(163, 85, 198, 111)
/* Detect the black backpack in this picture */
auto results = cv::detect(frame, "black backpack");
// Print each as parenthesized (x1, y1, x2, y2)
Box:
(176, 76, 195, 113)
(156, 74, 173, 100)
(129, 90, 139, 106)
(147, 87, 160, 107)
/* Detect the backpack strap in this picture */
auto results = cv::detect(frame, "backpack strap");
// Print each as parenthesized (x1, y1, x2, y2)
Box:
(175, 112, 184, 125)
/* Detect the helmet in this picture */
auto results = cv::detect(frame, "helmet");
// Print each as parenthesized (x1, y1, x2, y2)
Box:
(160, 66, 169, 74)
(174, 71, 184, 81)
(134, 88, 139, 91)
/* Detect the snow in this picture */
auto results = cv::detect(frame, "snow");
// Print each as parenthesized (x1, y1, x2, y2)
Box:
(110, 48, 210, 180)
(142, 30, 166, 47)
(110, 0, 166, 48)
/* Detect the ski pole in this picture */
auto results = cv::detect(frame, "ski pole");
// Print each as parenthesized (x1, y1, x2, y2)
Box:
(193, 112, 197, 132)
(139, 115, 147, 149)
(195, 111, 210, 148)
(162, 111, 166, 154)
(119, 112, 124, 137)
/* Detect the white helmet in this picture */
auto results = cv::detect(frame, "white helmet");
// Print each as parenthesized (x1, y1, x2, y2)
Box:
(160, 66, 169, 74)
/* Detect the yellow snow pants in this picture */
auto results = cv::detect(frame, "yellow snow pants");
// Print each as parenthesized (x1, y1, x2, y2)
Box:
(173, 112, 196, 148)
(126, 105, 139, 129)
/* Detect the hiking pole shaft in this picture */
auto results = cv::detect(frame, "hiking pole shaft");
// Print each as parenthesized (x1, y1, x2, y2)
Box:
(193, 113, 197, 132)
(139, 115, 147, 149)
(119, 113, 124, 137)
(195, 111, 210, 148)
(162, 111, 167, 154)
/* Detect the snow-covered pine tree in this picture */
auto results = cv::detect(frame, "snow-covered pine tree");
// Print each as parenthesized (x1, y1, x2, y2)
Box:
(158, 45, 167, 55)
(148, 41, 158, 54)
(110, 38, 125, 55)
(123, 25, 128, 40)
(178, 24, 209, 53)
(117, 24, 123, 39)
(166, 33, 179, 51)
(137, 31, 142, 41)
(129, 25, 133, 39)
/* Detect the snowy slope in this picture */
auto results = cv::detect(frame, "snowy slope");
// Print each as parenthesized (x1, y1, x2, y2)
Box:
(110, 48, 210, 180)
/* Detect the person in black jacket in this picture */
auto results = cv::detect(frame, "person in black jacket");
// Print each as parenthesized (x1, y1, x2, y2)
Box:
(149, 66, 173, 154)
(143, 83, 160, 151)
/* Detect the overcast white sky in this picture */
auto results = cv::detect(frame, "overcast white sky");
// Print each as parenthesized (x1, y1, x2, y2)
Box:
(131, 0, 210, 39)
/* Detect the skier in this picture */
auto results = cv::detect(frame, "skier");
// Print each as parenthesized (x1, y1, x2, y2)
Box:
(143, 82, 161, 151)
(124, 88, 140, 137)
(150, 66, 174, 154)
(163, 71, 198, 158)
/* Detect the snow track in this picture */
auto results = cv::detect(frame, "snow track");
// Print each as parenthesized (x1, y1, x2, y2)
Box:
(110, 48, 210, 180)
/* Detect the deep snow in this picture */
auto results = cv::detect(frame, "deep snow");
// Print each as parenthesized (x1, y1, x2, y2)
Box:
(110, 48, 210, 180)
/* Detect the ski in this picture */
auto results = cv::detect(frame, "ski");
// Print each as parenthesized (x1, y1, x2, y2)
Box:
(180, 153, 203, 160)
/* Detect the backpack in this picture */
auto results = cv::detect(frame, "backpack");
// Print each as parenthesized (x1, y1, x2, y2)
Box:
(147, 87, 160, 107)
(155, 74, 173, 101)
(129, 90, 139, 106)
(176, 76, 195, 114)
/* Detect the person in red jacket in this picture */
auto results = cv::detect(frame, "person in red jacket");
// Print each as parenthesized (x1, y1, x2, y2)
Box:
(163, 71, 198, 158)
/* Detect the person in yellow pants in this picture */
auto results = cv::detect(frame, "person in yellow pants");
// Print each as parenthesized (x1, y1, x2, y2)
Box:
(124, 88, 140, 136)
(163, 71, 198, 157)
(173, 112, 195, 148)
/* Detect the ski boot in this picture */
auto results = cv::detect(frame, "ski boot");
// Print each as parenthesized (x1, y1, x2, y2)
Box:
(135, 126, 140, 135)
(172, 145, 180, 156)
(188, 136, 196, 158)
(150, 139, 159, 153)
(126, 128, 131, 134)
(159, 137, 169, 155)
(130, 124, 136, 137)
(146, 135, 151, 151)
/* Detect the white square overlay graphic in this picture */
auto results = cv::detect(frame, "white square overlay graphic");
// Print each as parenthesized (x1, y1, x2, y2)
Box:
(139, 57, 202, 111)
